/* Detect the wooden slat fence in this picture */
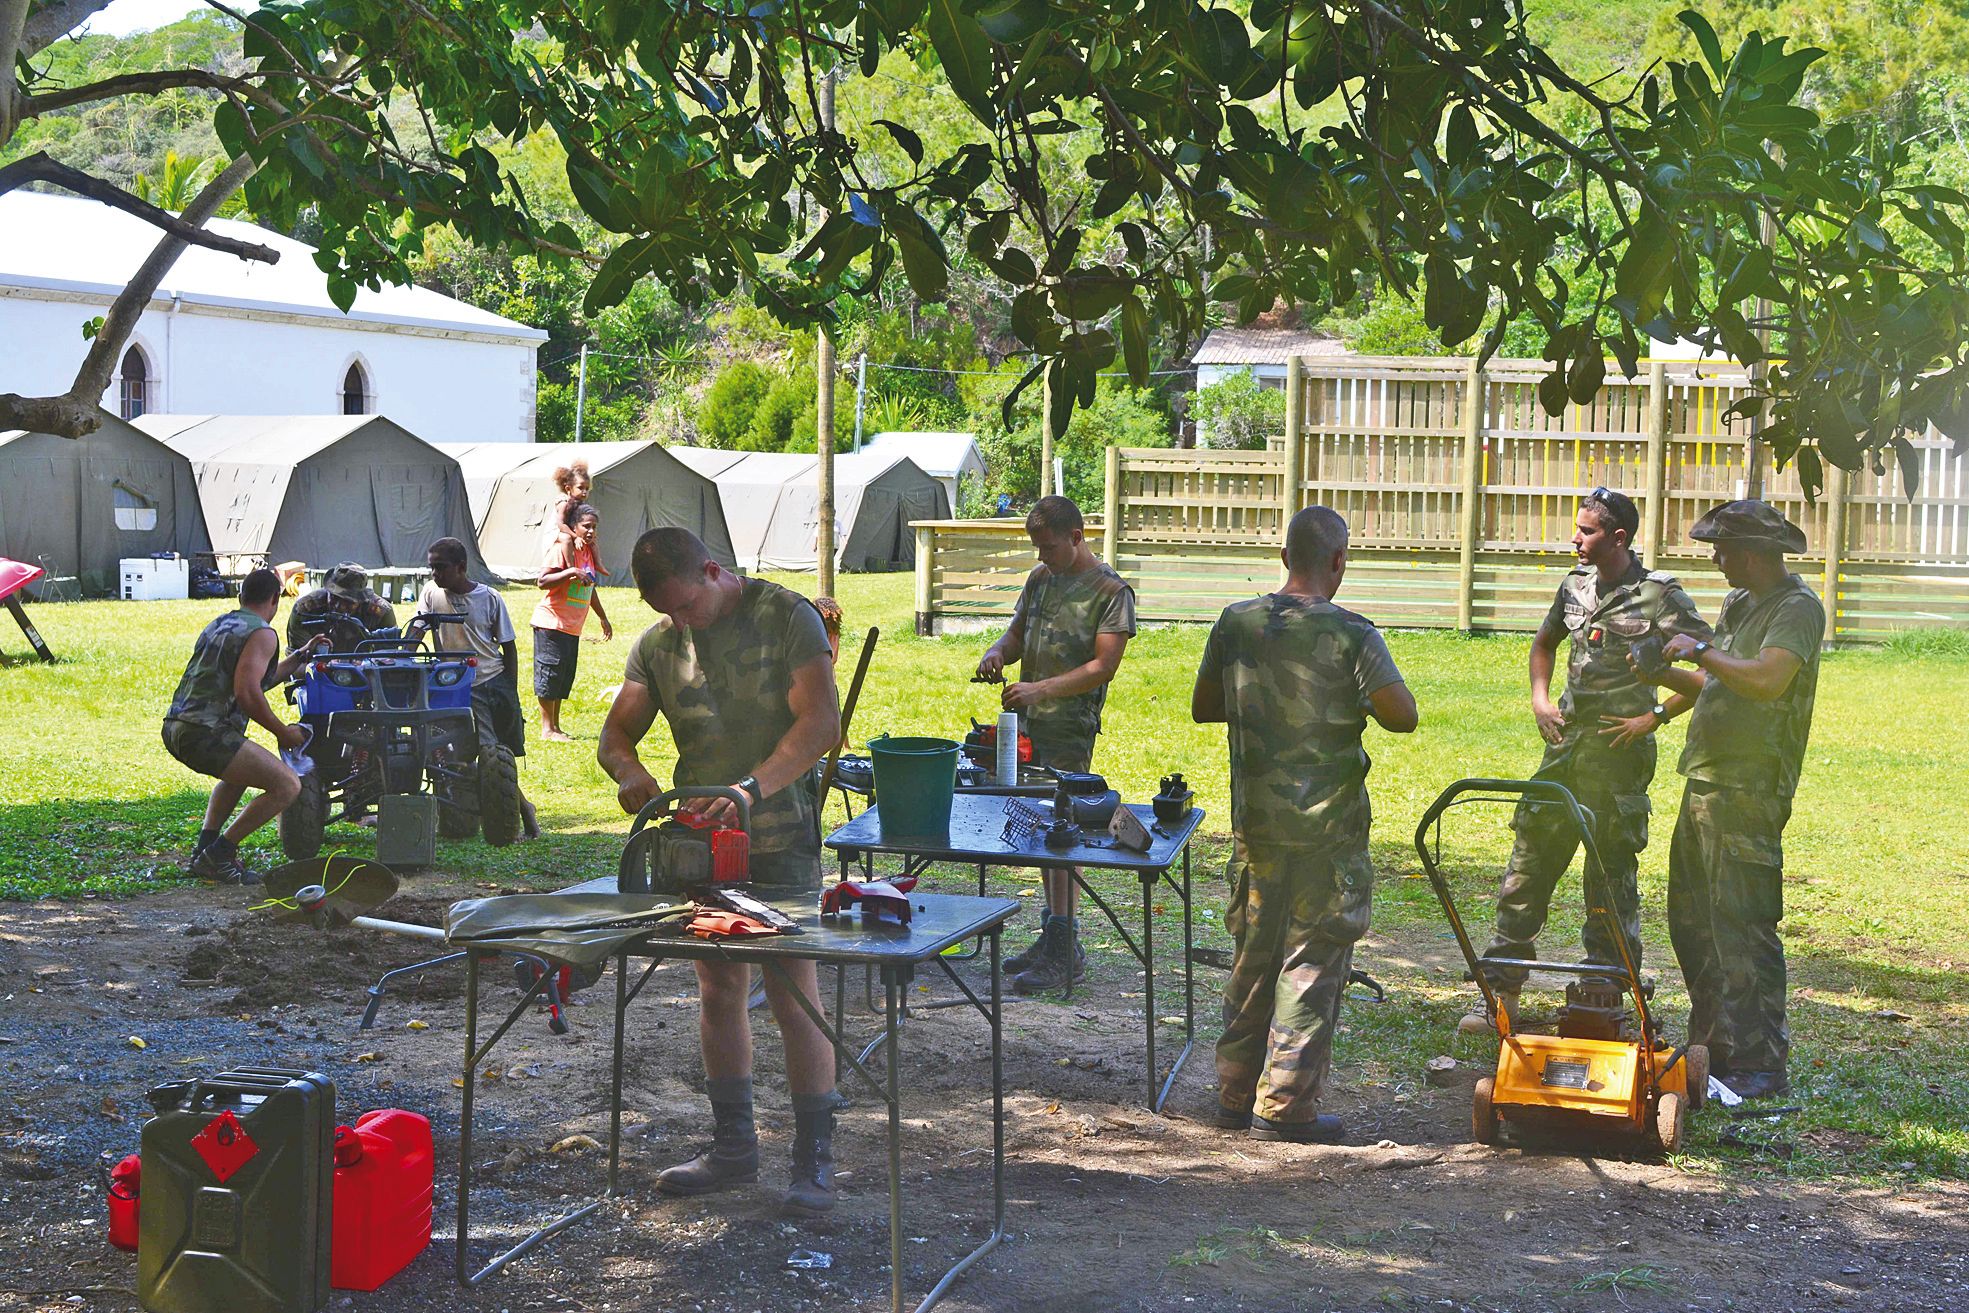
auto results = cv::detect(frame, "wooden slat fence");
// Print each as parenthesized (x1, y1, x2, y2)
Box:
(916, 356, 1969, 642)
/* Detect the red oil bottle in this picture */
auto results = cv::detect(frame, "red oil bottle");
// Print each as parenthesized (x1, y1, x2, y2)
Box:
(106, 1153, 141, 1252)
(329, 1110, 432, 1291)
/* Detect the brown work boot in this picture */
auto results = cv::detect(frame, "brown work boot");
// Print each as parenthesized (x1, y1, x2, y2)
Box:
(1457, 989, 1518, 1036)
(1011, 919, 1086, 995)
(1249, 1113, 1346, 1144)
(657, 1084, 758, 1196)
(781, 1094, 837, 1215)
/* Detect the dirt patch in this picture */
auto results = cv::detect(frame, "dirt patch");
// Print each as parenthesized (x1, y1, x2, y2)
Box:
(0, 881, 1964, 1313)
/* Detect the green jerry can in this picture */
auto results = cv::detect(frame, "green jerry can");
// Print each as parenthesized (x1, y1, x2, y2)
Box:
(138, 1067, 335, 1313)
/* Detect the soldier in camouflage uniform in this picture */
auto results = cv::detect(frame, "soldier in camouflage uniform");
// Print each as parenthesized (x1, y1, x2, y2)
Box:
(597, 528, 846, 1213)
(161, 568, 327, 884)
(1644, 500, 1822, 1100)
(976, 495, 1137, 993)
(1192, 506, 1417, 1142)
(285, 563, 398, 653)
(1460, 489, 1711, 1034)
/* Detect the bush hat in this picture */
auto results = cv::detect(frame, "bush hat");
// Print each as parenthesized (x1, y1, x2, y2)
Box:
(1688, 500, 1807, 554)
(324, 563, 370, 600)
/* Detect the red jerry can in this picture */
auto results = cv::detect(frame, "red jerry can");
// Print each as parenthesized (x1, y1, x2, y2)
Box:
(106, 1153, 141, 1252)
(329, 1110, 433, 1291)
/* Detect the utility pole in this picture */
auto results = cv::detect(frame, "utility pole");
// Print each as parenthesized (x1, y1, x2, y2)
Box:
(815, 66, 838, 596)
(852, 351, 868, 453)
(572, 342, 589, 444)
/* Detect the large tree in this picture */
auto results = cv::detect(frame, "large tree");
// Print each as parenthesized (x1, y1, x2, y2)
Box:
(5, 0, 1968, 492)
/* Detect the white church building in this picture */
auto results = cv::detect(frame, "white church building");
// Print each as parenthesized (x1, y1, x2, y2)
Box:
(0, 191, 545, 443)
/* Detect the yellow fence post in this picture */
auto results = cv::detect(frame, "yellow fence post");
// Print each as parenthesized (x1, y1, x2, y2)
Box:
(914, 524, 935, 637)
(1103, 445, 1122, 568)
(1282, 355, 1306, 522)
(1644, 361, 1669, 570)
(1456, 357, 1486, 631)
(1822, 463, 1849, 646)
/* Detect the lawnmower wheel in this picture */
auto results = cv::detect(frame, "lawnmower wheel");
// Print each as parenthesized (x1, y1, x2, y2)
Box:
(1655, 1090, 1687, 1154)
(478, 744, 523, 847)
(1685, 1044, 1710, 1112)
(1472, 1076, 1499, 1146)
(279, 769, 327, 862)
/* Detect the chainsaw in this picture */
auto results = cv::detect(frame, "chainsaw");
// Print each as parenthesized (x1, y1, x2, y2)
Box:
(618, 786, 802, 933)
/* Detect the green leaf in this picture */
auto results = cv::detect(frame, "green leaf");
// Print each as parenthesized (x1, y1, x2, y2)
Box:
(926, 0, 996, 122)
(974, 0, 1049, 45)
(1678, 9, 1724, 77)
(584, 236, 658, 315)
(1120, 292, 1150, 386)
(872, 118, 924, 165)
(888, 206, 949, 301)
(1566, 348, 1606, 405)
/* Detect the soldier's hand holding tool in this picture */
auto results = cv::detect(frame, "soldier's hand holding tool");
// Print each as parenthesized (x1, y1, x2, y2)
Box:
(1660, 633, 1706, 664)
(1532, 698, 1567, 745)
(974, 649, 1006, 683)
(1000, 680, 1046, 711)
(615, 767, 665, 816)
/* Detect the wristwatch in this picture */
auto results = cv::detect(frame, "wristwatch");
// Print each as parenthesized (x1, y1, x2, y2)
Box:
(1651, 701, 1671, 724)
(1691, 641, 1711, 662)
(736, 775, 761, 803)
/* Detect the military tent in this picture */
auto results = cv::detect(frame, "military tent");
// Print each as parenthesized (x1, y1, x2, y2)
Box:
(136, 414, 491, 581)
(0, 410, 213, 594)
(438, 440, 736, 580)
(669, 449, 948, 572)
(857, 431, 986, 511)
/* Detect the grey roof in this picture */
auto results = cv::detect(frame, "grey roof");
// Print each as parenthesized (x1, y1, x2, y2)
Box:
(1191, 328, 1348, 366)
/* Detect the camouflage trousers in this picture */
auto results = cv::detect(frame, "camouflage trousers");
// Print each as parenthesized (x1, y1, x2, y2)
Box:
(1215, 841, 1373, 1124)
(1478, 732, 1652, 990)
(1667, 779, 1792, 1074)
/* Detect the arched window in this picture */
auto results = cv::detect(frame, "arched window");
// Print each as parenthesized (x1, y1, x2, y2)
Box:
(342, 361, 370, 415)
(119, 345, 151, 419)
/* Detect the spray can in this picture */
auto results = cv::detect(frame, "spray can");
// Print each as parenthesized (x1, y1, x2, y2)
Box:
(996, 711, 1019, 786)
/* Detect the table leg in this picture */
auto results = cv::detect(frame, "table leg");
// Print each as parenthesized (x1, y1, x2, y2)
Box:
(886, 965, 905, 1313)
(1142, 873, 1157, 1110)
(455, 950, 479, 1285)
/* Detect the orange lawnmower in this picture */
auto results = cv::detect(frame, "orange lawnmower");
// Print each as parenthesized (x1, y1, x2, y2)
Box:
(1414, 778, 1706, 1153)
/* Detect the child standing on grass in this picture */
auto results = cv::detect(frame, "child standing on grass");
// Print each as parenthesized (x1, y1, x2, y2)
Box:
(532, 503, 612, 742)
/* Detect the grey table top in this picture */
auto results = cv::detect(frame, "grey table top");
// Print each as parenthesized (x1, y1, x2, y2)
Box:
(824, 796, 1206, 874)
(556, 875, 1020, 966)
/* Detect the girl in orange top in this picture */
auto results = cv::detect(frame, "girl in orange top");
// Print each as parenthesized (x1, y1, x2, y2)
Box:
(530, 503, 613, 742)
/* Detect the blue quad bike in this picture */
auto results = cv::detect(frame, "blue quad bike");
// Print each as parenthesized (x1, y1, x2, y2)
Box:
(278, 613, 523, 861)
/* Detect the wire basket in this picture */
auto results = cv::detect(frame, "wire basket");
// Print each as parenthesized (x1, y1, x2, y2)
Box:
(1001, 797, 1050, 848)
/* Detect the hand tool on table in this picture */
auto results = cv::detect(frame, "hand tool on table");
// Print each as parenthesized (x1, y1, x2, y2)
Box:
(618, 786, 801, 933)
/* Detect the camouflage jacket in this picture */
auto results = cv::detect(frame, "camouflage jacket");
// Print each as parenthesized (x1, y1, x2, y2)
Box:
(165, 609, 272, 733)
(1543, 559, 1710, 722)
(285, 587, 397, 654)
(624, 579, 835, 855)
(1011, 561, 1137, 747)
(1679, 574, 1824, 799)
(1196, 593, 1405, 850)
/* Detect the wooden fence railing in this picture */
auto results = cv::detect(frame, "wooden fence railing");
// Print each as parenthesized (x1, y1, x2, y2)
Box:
(915, 355, 1969, 642)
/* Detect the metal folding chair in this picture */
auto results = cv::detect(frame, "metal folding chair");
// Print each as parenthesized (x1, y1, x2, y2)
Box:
(33, 556, 81, 603)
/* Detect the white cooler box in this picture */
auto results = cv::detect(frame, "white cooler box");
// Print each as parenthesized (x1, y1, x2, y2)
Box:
(121, 556, 190, 601)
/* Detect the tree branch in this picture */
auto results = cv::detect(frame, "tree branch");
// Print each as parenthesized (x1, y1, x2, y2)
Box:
(20, 0, 113, 57)
(0, 152, 279, 263)
(23, 67, 254, 115)
(0, 152, 260, 439)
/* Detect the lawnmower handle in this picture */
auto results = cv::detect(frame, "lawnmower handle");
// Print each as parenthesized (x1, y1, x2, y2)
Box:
(627, 785, 752, 839)
(1412, 777, 1601, 870)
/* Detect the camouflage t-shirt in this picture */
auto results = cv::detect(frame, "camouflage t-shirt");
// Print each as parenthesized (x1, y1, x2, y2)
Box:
(165, 609, 272, 734)
(1011, 561, 1137, 746)
(285, 587, 398, 654)
(1678, 574, 1824, 799)
(1196, 594, 1406, 850)
(1541, 559, 1711, 721)
(623, 579, 834, 856)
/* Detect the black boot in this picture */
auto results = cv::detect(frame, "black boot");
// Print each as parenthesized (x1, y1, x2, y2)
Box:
(782, 1091, 838, 1215)
(657, 1078, 759, 1196)
(1001, 915, 1052, 975)
(1011, 918, 1086, 995)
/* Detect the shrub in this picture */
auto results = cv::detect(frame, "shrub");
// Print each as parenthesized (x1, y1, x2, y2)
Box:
(1194, 368, 1285, 450)
(697, 362, 772, 449)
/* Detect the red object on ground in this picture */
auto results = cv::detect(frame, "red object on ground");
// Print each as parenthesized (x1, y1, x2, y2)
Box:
(668, 809, 751, 883)
(0, 558, 44, 603)
(330, 1110, 433, 1291)
(106, 1154, 141, 1252)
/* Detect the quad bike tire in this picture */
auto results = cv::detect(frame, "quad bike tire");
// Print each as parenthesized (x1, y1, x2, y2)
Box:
(436, 776, 480, 840)
(1684, 1044, 1710, 1112)
(1654, 1090, 1687, 1155)
(1472, 1076, 1500, 1146)
(279, 768, 328, 861)
(477, 743, 523, 848)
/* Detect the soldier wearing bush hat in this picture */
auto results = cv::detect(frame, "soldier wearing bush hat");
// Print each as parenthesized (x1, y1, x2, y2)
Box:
(285, 562, 397, 653)
(1638, 498, 1823, 1101)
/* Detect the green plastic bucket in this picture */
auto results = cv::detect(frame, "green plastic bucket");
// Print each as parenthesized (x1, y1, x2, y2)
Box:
(868, 734, 960, 839)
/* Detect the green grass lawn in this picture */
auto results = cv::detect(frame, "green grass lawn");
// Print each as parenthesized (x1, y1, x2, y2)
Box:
(2, 572, 1964, 1184)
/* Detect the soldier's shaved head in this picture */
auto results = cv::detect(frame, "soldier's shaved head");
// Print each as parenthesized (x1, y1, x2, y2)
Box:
(239, 568, 282, 607)
(1026, 495, 1084, 536)
(632, 528, 712, 592)
(1284, 506, 1349, 574)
